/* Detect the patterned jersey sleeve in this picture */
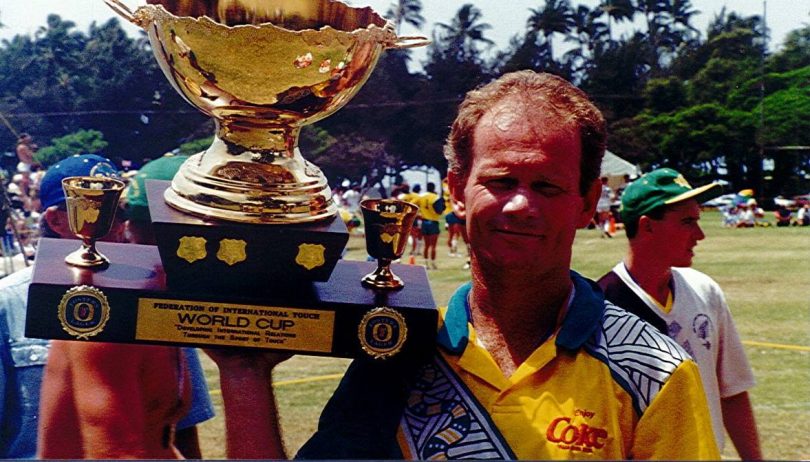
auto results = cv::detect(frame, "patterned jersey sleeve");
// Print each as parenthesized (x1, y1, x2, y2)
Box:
(629, 359, 720, 460)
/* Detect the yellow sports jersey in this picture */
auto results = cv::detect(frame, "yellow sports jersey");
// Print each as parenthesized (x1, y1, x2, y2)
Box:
(297, 274, 719, 460)
(397, 191, 420, 206)
(396, 277, 719, 460)
(417, 191, 443, 222)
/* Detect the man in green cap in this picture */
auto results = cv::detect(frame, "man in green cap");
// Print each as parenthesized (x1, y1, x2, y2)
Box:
(598, 167, 762, 460)
(124, 154, 189, 245)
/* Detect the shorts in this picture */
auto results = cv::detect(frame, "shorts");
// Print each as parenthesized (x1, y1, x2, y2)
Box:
(445, 212, 465, 226)
(421, 220, 440, 236)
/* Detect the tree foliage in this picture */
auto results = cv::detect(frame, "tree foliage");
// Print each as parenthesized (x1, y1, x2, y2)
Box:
(34, 129, 108, 167)
(0, 3, 807, 195)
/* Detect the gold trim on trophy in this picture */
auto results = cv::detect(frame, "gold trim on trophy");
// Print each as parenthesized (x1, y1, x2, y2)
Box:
(295, 243, 326, 270)
(58, 286, 111, 340)
(358, 307, 407, 359)
(177, 236, 208, 263)
(217, 239, 247, 266)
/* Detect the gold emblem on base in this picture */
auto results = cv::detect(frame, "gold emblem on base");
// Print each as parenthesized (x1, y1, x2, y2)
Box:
(358, 307, 407, 359)
(217, 239, 247, 266)
(58, 286, 111, 340)
(296, 243, 326, 270)
(177, 236, 207, 263)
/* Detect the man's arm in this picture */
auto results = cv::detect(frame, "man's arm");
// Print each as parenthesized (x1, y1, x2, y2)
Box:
(206, 350, 289, 459)
(631, 360, 720, 460)
(722, 391, 762, 460)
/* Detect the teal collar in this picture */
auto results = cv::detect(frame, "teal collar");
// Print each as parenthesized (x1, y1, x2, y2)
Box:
(437, 272, 606, 355)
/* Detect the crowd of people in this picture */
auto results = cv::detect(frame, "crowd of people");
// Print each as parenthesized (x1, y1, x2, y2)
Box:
(1, 70, 784, 459)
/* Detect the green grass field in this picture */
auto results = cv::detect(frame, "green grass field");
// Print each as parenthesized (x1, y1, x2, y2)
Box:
(197, 210, 810, 460)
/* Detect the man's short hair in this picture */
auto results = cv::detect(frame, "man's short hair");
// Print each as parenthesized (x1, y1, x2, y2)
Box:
(444, 71, 606, 196)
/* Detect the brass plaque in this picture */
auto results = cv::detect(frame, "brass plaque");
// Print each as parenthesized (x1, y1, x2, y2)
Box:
(135, 298, 334, 352)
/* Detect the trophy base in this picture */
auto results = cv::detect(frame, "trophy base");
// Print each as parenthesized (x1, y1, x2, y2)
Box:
(148, 180, 349, 290)
(361, 266, 404, 290)
(64, 245, 109, 268)
(26, 238, 437, 359)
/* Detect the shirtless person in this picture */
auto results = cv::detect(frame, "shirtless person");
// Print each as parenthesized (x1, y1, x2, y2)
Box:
(35, 155, 193, 459)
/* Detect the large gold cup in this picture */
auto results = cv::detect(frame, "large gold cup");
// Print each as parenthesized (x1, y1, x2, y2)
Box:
(62, 176, 126, 268)
(360, 198, 418, 290)
(104, 0, 426, 224)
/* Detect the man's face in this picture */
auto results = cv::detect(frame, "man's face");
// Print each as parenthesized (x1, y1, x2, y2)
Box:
(648, 200, 705, 267)
(450, 98, 596, 276)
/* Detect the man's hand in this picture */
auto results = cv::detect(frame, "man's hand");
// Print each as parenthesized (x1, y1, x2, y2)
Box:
(204, 347, 292, 373)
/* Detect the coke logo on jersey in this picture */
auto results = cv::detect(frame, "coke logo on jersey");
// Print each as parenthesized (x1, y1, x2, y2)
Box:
(546, 416, 608, 452)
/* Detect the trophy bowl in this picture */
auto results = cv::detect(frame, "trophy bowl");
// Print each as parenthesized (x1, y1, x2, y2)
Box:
(105, 0, 426, 224)
(62, 176, 126, 268)
(360, 198, 418, 290)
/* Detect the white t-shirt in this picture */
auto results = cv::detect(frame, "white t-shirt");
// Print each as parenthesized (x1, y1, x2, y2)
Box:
(610, 263, 756, 451)
(597, 184, 613, 212)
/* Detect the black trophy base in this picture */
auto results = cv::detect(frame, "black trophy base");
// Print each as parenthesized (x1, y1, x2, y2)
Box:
(26, 239, 437, 359)
(146, 180, 349, 291)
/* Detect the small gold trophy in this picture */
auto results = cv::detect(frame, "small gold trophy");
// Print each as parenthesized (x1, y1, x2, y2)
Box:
(62, 176, 125, 268)
(360, 198, 418, 290)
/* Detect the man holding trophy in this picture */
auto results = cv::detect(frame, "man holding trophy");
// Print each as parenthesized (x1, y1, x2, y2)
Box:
(209, 71, 721, 459)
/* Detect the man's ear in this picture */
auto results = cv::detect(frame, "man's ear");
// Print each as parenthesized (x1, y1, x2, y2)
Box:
(577, 178, 601, 228)
(43, 206, 72, 238)
(446, 171, 466, 219)
(638, 215, 654, 235)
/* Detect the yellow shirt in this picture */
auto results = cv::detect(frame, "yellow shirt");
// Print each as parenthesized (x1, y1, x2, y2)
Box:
(396, 277, 720, 460)
(417, 191, 443, 222)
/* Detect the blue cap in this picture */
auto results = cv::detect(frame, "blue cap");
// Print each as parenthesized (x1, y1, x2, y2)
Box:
(40, 154, 119, 209)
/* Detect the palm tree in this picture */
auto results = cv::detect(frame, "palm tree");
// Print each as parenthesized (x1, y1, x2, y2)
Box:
(435, 4, 494, 62)
(528, 0, 575, 61)
(565, 5, 608, 74)
(598, 0, 634, 41)
(665, 0, 700, 41)
(385, 0, 425, 35)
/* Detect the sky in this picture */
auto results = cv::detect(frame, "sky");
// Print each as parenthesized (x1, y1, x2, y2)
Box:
(0, 0, 807, 65)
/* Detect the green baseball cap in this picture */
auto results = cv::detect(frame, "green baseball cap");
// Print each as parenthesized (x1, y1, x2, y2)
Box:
(620, 168, 723, 222)
(125, 154, 188, 222)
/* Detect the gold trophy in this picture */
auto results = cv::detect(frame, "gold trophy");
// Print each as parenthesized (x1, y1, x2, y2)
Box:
(104, 0, 426, 224)
(360, 198, 418, 290)
(62, 176, 126, 268)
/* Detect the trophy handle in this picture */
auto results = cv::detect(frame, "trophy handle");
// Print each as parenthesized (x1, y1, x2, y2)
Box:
(388, 36, 431, 50)
(103, 0, 148, 27)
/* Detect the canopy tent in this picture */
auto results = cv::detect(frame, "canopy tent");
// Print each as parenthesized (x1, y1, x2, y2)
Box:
(600, 150, 641, 190)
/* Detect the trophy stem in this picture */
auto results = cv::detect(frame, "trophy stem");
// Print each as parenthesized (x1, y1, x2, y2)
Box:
(64, 241, 110, 268)
(216, 119, 300, 157)
(362, 258, 404, 290)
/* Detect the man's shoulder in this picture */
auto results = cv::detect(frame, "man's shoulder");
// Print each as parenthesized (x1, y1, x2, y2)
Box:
(0, 267, 33, 314)
(672, 267, 723, 295)
(585, 302, 692, 413)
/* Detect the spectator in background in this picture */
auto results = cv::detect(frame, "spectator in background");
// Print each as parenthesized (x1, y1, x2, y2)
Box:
(417, 182, 442, 269)
(398, 184, 422, 258)
(596, 176, 613, 237)
(14, 134, 36, 198)
(599, 168, 761, 460)
(773, 205, 793, 227)
(797, 203, 810, 226)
